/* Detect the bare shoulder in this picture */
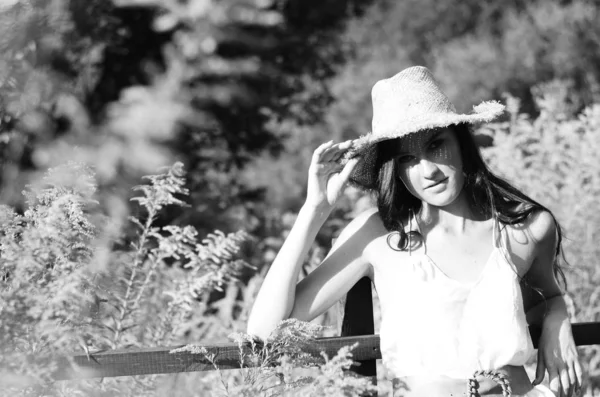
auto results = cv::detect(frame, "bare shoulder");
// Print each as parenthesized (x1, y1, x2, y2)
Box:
(500, 208, 557, 277)
(506, 209, 557, 251)
(515, 210, 563, 313)
(526, 209, 557, 245)
(507, 210, 556, 245)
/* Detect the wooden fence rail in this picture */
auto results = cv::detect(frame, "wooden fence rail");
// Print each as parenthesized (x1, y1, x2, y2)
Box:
(54, 322, 600, 381)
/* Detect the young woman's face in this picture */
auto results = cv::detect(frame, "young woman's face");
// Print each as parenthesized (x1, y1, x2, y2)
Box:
(393, 127, 464, 207)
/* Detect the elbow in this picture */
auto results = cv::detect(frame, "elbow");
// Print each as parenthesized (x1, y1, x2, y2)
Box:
(246, 318, 265, 341)
(247, 308, 294, 342)
(246, 292, 296, 340)
(246, 317, 276, 342)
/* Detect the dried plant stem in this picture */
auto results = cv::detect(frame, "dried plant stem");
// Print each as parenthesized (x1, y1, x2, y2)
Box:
(132, 254, 162, 311)
(112, 209, 155, 347)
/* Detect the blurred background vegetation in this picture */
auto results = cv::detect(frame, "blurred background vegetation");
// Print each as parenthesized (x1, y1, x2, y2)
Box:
(1, 0, 600, 395)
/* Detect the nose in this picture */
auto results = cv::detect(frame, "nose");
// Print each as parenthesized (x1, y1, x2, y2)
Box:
(419, 158, 440, 179)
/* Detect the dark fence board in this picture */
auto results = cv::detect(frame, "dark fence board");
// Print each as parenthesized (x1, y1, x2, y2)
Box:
(340, 276, 377, 394)
(53, 335, 382, 380)
(53, 322, 600, 380)
(341, 277, 377, 376)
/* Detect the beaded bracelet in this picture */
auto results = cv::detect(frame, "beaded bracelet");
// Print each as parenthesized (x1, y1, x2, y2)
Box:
(467, 370, 512, 397)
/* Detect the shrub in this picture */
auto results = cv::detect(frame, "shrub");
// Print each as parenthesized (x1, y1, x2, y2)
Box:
(480, 81, 600, 393)
(0, 162, 252, 395)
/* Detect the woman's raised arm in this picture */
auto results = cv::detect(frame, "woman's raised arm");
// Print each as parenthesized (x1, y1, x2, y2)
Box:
(246, 140, 360, 340)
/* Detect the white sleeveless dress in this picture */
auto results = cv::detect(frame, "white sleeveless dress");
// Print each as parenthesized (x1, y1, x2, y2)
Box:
(372, 217, 555, 396)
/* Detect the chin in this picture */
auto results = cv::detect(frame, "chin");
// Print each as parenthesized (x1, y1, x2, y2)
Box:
(422, 189, 461, 207)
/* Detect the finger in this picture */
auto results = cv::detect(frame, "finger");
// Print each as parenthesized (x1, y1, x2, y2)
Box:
(533, 350, 546, 385)
(338, 139, 355, 150)
(560, 368, 572, 397)
(331, 149, 354, 164)
(567, 365, 577, 388)
(574, 359, 583, 392)
(330, 140, 358, 161)
(312, 141, 334, 164)
(326, 139, 354, 155)
(549, 370, 561, 397)
(329, 149, 347, 164)
(339, 158, 360, 183)
(323, 142, 353, 163)
(319, 143, 343, 163)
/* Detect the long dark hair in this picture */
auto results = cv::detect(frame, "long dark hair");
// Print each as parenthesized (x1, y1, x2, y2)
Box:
(375, 123, 567, 289)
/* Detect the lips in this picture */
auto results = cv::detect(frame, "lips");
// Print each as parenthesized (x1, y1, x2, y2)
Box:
(425, 177, 448, 189)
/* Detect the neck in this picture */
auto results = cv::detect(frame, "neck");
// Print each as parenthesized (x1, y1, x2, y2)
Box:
(417, 191, 486, 235)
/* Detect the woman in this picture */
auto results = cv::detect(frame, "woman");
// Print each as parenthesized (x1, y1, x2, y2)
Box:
(247, 66, 582, 397)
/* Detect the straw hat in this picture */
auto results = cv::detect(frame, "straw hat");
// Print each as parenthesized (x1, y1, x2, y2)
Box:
(345, 66, 505, 190)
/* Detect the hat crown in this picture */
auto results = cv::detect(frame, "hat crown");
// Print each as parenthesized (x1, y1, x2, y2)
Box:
(371, 66, 457, 136)
(346, 65, 505, 191)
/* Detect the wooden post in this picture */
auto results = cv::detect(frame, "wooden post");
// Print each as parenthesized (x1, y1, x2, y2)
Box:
(340, 276, 377, 395)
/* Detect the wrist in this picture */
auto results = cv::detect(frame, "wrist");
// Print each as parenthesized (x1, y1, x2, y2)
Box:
(541, 301, 570, 330)
(543, 313, 570, 327)
(300, 201, 334, 219)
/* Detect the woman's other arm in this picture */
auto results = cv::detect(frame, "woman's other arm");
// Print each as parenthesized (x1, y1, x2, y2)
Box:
(246, 140, 360, 340)
(522, 210, 582, 397)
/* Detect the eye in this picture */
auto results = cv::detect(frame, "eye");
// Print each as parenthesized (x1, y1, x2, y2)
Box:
(428, 138, 444, 151)
(396, 154, 416, 164)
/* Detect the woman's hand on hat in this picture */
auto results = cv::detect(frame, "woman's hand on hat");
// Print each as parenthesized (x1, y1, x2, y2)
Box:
(305, 140, 359, 211)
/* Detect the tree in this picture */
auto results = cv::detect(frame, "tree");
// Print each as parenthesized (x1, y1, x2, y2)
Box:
(0, 0, 374, 226)
(324, 0, 600, 143)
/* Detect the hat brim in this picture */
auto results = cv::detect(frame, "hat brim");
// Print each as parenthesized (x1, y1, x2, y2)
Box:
(343, 100, 504, 191)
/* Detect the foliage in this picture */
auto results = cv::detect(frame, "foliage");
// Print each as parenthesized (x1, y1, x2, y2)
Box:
(0, 162, 254, 395)
(431, 0, 600, 114)
(0, 1, 376, 393)
(0, 0, 374, 222)
(324, 0, 600, 143)
(2, 0, 600, 396)
(0, 162, 99, 389)
(480, 80, 600, 394)
(171, 319, 377, 397)
(0, 0, 177, 208)
(0, 1, 377, 312)
(0, 161, 370, 397)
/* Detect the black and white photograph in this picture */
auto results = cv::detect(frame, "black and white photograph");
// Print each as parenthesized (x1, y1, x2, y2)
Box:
(1, 1, 599, 396)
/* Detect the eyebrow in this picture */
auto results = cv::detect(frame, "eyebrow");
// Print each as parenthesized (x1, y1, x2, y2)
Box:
(424, 129, 445, 145)
(396, 129, 446, 156)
